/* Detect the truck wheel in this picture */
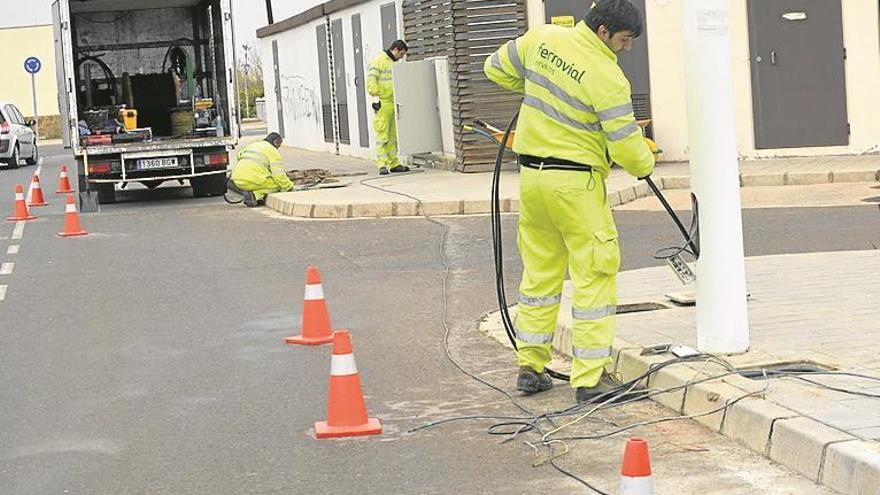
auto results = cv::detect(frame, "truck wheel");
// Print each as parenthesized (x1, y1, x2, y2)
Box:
(96, 183, 117, 204)
(191, 174, 227, 197)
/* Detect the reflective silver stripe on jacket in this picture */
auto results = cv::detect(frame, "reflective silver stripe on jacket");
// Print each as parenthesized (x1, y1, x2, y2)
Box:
(515, 325, 555, 345)
(240, 150, 269, 166)
(597, 102, 634, 121)
(606, 121, 640, 141)
(523, 95, 602, 132)
(524, 70, 595, 114)
(572, 346, 612, 359)
(572, 305, 617, 321)
(491, 52, 504, 72)
(519, 293, 562, 307)
(507, 40, 525, 76)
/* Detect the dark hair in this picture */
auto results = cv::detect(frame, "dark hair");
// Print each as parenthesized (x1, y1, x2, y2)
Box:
(389, 40, 408, 52)
(265, 132, 283, 146)
(585, 0, 643, 37)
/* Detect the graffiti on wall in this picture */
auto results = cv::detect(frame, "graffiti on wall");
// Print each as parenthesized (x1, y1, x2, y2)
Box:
(281, 75, 321, 125)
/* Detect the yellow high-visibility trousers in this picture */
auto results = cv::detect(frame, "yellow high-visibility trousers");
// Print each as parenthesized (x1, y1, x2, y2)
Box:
(515, 166, 620, 388)
(373, 101, 401, 170)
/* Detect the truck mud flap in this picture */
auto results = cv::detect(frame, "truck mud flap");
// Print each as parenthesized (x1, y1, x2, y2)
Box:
(79, 187, 100, 213)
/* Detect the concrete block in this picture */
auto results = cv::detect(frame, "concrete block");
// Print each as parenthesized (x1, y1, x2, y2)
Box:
(741, 173, 784, 187)
(292, 202, 314, 218)
(769, 417, 856, 482)
(422, 200, 463, 216)
(504, 198, 520, 212)
(785, 171, 832, 186)
(822, 440, 880, 494)
(463, 199, 492, 215)
(660, 176, 690, 189)
(350, 202, 393, 218)
(721, 398, 799, 455)
(645, 364, 698, 414)
(632, 181, 651, 199)
(831, 170, 880, 183)
(618, 186, 637, 204)
(607, 190, 622, 207)
(682, 380, 747, 432)
(392, 201, 420, 217)
(311, 203, 351, 219)
(613, 347, 665, 382)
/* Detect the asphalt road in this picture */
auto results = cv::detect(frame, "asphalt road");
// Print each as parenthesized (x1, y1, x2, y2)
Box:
(0, 148, 872, 493)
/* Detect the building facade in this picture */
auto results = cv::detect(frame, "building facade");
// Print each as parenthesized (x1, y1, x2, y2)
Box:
(0, 24, 60, 120)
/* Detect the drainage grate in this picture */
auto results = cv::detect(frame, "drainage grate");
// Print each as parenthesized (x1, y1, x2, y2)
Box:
(616, 302, 669, 315)
(739, 361, 836, 380)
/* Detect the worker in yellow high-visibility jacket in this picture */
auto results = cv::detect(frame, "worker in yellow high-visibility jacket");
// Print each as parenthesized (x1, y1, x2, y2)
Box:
(484, 0, 655, 403)
(366, 40, 410, 175)
(230, 132, 294, 207)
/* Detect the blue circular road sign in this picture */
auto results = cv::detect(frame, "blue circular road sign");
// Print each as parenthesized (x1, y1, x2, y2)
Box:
(24, 57, 42, 75)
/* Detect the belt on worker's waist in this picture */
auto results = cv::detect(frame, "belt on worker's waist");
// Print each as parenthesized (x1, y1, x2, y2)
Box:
(518, 155, 594, 172)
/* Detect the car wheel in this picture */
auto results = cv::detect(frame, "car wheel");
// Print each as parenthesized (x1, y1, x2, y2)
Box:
(24, 143, 38, 166)
(6, 146, 19, 169)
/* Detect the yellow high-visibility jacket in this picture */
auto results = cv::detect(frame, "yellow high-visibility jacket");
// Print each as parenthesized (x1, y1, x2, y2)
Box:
(231, 140, 293, 199)
(484, 21, 654, 179)
(367, 52, 395, 102)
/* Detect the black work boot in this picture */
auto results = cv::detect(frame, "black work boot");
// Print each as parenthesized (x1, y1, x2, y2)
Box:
(379, 167, 390, 175)
(575, 373, 624, 403)
(516, 366, 553, 394)
(389, 165, 410, 173)
(242, 191, 258, 208)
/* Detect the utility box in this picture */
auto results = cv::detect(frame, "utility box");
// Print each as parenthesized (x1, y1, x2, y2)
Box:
(392, 57, 455, 168)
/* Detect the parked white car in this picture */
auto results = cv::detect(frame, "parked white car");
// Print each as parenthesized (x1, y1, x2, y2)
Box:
(0, 102, 38, 169)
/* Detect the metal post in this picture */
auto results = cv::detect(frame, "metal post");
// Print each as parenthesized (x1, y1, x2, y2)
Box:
(30, 73, 39, 140)
(242, 45, 250, 119)
(265, 0, 274, 24)
(681, 0, 750, 353)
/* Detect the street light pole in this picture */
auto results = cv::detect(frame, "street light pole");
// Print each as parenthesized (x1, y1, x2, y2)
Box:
(681, 0, 750, 353)
(242, 44, 251, 119)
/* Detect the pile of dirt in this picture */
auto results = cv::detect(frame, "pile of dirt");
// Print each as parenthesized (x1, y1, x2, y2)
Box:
(286, 169, 340, 187)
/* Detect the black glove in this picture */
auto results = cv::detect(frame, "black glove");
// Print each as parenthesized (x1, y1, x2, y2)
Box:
(372, 101, 382, 112)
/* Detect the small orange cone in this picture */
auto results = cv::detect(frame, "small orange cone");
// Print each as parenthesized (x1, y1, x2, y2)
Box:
(58, 194, 88, 237)
(619, 438, 654, 494)
(284, 266, 335, 345)
(315, 331, 382, 439)
(7, 185, 36, 222)
(56, 165, 74, 194)
(28, 174, 48, 207)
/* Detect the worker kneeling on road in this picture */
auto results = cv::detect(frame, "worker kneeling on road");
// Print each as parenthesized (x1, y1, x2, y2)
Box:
(230, 132, 294, 207)
(367, 40, 410, 176)
(484, 0, 655, 403)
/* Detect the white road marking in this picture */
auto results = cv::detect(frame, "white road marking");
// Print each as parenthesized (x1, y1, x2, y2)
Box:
(7, 245, 19, 255)
(0, 285, 6, 301)
(0, 263, 13, 275)
(11, 221, 25, 240)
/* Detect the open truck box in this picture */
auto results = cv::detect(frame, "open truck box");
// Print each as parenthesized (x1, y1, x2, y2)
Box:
(52, 0, 239, 204)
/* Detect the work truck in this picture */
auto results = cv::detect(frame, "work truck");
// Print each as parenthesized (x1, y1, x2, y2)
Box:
(52, 0, 239, 205)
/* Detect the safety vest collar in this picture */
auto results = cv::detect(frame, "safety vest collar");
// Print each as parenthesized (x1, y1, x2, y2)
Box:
(575, 21, 617, 64)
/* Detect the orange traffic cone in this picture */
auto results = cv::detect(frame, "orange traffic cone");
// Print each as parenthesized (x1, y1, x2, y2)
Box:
(56, 165, 74, 194)
(28, 174, 48, 207)
(619, 438, 654, 495)
(284, 266, 335, 345)
(58, 194, 87, 237)
(315, 331, 382, 439)
(7, 185, 36, 222)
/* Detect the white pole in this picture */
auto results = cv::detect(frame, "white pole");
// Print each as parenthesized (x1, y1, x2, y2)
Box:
(31, 73, 39, 141)
(681, 0, 750, 353)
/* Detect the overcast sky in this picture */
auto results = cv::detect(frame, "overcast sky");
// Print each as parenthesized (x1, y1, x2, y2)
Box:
(0, 0, 279, 56)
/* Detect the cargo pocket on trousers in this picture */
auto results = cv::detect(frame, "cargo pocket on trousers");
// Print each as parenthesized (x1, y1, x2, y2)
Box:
(592, 227, 621, 276)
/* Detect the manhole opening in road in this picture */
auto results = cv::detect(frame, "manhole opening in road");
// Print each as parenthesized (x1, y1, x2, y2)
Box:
(616, 302, 669, 315)
(738, 361, 837, 381)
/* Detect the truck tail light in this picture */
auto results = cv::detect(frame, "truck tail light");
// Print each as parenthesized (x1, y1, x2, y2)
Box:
(0, 122, 9, 135)
(205, 153, 229, 166)
(88, 162, 113, 174)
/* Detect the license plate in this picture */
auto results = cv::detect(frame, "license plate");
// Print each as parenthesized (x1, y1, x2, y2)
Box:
(137, 157, 178, 170)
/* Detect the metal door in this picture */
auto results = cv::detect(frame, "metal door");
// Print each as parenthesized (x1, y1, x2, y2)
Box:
(747, 0, 848, 149)
(52, 0, 76, 148)
(351, 14, 370, 148)
(380, 3, 398, 49)
(544, 0, 653, 130)
(272, 40, 285, 137)
(392, 60, 442, 156)
(316, 24, 334, 143)
(330, 19, 350, 144)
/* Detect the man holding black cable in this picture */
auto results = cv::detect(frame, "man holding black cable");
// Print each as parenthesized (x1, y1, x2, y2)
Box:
(484, 0, 654, 403)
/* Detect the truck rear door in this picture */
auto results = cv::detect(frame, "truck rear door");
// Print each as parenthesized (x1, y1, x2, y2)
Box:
(220, 0, 239, 140)
(51, 0, 78, 150)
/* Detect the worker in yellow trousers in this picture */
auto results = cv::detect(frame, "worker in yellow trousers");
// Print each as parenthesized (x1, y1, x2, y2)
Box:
(367, 40, 410, 175)
(484, 0, 655, 403)
(230, 132, 294, 207)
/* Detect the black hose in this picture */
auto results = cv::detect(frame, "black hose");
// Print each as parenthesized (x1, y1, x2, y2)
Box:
(644, 177, 700, 258)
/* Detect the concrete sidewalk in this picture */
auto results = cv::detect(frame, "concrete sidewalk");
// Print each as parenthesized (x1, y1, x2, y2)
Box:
(482, 250, 880, 494)
(267, 147, 880, 219)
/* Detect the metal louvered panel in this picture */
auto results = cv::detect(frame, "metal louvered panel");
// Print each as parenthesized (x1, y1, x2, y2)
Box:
(403, 0, 527, 172)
